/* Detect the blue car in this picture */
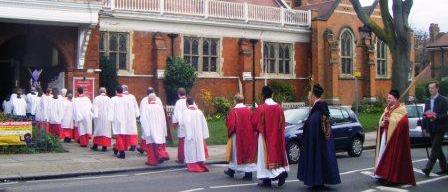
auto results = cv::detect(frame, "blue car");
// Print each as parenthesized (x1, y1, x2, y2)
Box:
(284, 106, 365, 164)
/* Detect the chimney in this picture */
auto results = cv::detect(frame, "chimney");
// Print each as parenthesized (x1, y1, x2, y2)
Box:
(429, 23, 440, 43)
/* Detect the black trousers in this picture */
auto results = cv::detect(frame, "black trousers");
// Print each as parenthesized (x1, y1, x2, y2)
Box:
(425, 131, 447, 171)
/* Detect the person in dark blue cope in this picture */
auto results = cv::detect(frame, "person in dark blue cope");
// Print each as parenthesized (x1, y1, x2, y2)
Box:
(297, 84, 341, 189)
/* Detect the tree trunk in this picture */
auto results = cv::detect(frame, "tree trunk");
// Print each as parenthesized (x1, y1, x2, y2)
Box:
(391, 41, 410, 97)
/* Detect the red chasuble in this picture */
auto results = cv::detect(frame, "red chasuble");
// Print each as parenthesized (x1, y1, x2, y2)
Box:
(226, 107, 257, 164)
(252, 103, 288, 169)
(375, 104, 416, 185)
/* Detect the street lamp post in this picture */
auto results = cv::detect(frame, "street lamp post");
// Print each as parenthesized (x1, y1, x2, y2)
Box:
(249, 39, 258, 107)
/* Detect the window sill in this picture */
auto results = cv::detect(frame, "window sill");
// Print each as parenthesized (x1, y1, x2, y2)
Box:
(339, 74, 355, 80)
(197, 72, 222, 78)
(260, 74, 296, 79)
(376, 76, 390, 80)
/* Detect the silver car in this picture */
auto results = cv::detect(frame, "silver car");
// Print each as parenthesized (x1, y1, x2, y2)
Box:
(406, 104, 448, 144)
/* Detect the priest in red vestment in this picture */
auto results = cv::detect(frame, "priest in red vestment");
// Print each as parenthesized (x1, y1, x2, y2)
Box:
(224, 94, 257, 180)
(252, 86, 288, 187)
(374, 89, 416, 186)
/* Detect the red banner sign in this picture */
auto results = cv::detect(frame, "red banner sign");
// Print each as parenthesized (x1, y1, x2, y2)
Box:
(73, 77, 95, 100)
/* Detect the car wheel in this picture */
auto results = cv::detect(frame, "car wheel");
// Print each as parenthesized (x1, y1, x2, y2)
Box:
(287, 140, 300, 164)
(348, 136, 363, 157)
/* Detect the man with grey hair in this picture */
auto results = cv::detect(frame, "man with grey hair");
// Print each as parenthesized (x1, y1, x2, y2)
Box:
(26, 87, 38, 119)
(92, 87, 112, 151)
(121, 84, 140, 151)
(60, 88, 68, 98)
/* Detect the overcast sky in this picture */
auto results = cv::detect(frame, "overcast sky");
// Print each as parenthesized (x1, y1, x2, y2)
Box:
(360, 0, 448, 33)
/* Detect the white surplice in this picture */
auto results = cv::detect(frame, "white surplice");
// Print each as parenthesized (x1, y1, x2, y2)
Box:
(73, 96, 93, 136)
(34, 97, 42, 121)
(172, 97, 187, 138)
(140, 97, 167, 144)
(2, 100, 12, 114)
(48, 97, 65, 124)
(109, 95, 133, 135)
(11, 97, 27, 116)
(61, 99, 74, 129)
(26, 92, 38, 114)
(93, 94, 112, 138)
(124, 93, 140, 135)
(179, 106, 209, 164)
(40, 94, 53, 122)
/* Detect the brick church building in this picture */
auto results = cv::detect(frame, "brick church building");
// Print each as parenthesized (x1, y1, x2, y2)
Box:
(0, 0, 404, 105)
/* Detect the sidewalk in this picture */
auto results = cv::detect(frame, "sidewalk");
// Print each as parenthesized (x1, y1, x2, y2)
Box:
(0, 132, 377, 182)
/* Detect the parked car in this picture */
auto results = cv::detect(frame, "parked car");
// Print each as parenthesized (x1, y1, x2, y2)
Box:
(405, 104, 448, 144)
(284, 106, 365, 164)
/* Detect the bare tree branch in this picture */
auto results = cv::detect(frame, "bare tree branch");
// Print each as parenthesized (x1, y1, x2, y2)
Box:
(392, 0, 406, 38)
(379, 0, 394, 38)
(403, 0, 413, 31)
(350, 0, 370, 24)
(350, 0, 390, 44)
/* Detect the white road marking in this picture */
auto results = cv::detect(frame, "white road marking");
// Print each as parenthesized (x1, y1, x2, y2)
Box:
(361, 189, 377, 192)
(209, 183, 257, 189)
(0, 181, 19, 186)
(134, 168, 186, 176)
(361, 171, 375, 177)
(210, 164, 228, 168)
(414, 175, 448, 186)
(341, 167, 374, 175)
(26, 174, 128, 183)
(376, 186, 409, 192)
(413, 168, 439, 177)
(178, 187, 205, 192)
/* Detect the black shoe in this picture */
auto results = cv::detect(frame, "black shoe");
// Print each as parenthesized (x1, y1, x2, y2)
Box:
(137, 147, 144, 154)
(422, 168, 431, 177)
(117, 151, 126, 159)
(90, 145, 98, 151)
(64, 138, 71, 143)
(224, 168, 235, 178)
(258, 179, 271, 187)
(243, 172, 253, 180)
(129, 146, 136, 151)
(277, 172, 288, 187)
(113, 148, 118, 156)
(101, 146, 108, 152)
(436, 170, 448, 175)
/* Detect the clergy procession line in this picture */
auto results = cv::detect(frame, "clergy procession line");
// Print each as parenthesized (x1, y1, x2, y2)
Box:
(2, 81, 447, 190)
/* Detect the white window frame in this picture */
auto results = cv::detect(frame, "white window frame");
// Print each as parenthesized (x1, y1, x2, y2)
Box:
(262, 42, 294, 76)
(100, 31, 130, 71)
(182, 36, 221, 75)
(376, 38, 388, 78)
(339, 28, 355, 77)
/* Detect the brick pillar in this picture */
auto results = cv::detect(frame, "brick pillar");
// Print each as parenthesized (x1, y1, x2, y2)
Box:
(325, 32, 341, 105)
(153, 33, 169, 104)
(238, 38, 255, 104)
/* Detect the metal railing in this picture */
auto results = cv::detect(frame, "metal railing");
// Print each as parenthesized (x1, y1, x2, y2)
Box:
(103, 0, 311, 27)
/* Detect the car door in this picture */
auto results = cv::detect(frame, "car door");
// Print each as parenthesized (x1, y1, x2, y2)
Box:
(330, 108, 349, 148)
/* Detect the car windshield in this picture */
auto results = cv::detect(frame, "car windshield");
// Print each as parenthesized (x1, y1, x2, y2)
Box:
(284, 108, 309, 125)
(406, 105, 424, 118)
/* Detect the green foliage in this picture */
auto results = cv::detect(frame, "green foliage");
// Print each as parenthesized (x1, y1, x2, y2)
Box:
(415, 79, 448, 103)
(355, 102, 385, 114)
(358, 112, 382, 133)
(99, 56, 119, 97)
(164, 57, 197, 105)
(206, 119, 228, 145)
(212, 97, 232, 117)
(268, 80, 296, 103)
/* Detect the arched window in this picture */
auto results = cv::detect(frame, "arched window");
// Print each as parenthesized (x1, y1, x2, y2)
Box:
(376, 39, 387, 77)
(340, 29, 354, 75)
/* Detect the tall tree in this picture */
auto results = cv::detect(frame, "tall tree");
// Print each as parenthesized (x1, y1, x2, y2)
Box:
(351, 0, 413, 94)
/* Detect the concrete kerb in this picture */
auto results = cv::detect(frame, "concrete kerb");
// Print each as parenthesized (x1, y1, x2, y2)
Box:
(0, 160, 227, 183)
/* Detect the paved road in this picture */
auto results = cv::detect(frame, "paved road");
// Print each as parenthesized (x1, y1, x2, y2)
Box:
(1, 147, 448, 192)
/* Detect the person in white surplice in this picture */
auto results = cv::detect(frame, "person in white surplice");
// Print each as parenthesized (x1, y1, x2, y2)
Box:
(109, 86, 135, 159)
(172, 87, 188, 163)
(61, 92, 74, 143)
(11, 89, 27, 118)
(48, 88, 65, 139)
(25, 87, 38, 119)
(91, 87, 112, 152)
(179, 97, 210, 173)
(121, 84, 140, 151)
(73, 87, 93, 148)
(39, 88, 53, 132)
(137, 87, 164, 154)
(140, 94, 170, 166)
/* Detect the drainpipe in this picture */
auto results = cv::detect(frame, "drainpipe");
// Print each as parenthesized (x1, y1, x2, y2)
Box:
(167, 33, 178, 59)
(249, 39, 258, 107)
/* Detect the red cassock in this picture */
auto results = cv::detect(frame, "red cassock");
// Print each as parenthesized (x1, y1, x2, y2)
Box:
(375, 104, 416, 186)
(252, 104, 288, 169)
(226, 107, 257, 165)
